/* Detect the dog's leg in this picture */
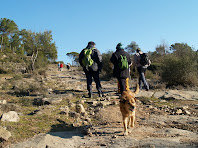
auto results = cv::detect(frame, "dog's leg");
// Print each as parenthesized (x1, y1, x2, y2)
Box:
(127, 117, 131, 129)
(123, 116, 128, 135)
(130, 115, 135, 128)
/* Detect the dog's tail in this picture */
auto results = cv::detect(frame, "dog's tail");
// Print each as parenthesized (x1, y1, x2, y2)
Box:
(134, 83, 139, 94)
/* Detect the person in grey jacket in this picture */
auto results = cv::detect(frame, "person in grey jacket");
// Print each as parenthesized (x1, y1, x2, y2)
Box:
(133, 48, 151, 91)
(110, 43, 132, 94)
(79, 41, 102, 98)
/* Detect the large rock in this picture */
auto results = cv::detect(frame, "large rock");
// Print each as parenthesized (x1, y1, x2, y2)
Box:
(59, 106, 70, 115)
(33, 97, 62, 106)
(76, 104, 86, 114)
(43, 98, 62, 105)
(0, 100, 7, 104)
(0, 126, 11, 141)
(1, 111, 20, 122)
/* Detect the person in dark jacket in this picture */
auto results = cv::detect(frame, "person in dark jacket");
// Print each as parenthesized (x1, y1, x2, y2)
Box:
(133, 48, 151, 91)
(110, 43, 132, 94)
(79, 41, 103, 98)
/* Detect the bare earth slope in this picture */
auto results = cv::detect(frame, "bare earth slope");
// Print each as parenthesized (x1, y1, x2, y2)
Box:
(7, 65, 198, 148)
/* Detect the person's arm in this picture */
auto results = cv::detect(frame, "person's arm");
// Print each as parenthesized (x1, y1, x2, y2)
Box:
(95, 49, 102, 71)
(110, 53, 116, 64)
(79, 49, 84, 67)
(132, 55, 137, 72)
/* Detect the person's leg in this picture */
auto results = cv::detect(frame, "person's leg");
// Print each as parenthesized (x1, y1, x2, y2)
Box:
(141, 68, 149, 90)
(118, 78, 126, 94)
(85, 71, 93, 97)
(93, 71, 102, 96)
(137, 67, 143, 89)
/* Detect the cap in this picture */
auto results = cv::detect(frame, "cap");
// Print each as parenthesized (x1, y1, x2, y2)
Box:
(88, 41, 96, 46)
(117, 43, 122, 47)
(137, 48, 141, 51)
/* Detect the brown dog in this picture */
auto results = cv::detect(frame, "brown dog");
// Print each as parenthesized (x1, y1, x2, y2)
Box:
(120, 85, 139, 135)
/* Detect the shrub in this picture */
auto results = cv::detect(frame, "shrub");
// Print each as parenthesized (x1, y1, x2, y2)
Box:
(101, 51, 114, 80)
(148, 63, 162, 74)
(13, 80, 45, 96)
(161, 54, 198, 86)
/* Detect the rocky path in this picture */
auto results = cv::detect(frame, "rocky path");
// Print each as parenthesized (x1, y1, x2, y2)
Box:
(7, 65, 198, 148)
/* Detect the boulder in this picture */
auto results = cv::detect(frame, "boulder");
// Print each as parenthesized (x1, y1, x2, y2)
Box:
(0, 126, 11, 141)
(43, 98, 62, 105)
(69, 111, 80, 118)
(0, 100, 7, 104)
(175, 109, 183, 115)
(76, 104, 86, 114)
(33, 97, 62, 106)
(59, 106, 70, 115)
(1, 111, 20, 122)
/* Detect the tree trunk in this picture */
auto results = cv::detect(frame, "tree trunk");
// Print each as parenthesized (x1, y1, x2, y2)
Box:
(31, 49, 38, 71)
(1, 36, 3, 52)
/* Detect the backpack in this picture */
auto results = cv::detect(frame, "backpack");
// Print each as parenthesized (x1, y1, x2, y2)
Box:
(118, 55, 128, 70)
(139, 53, 149, 66)
(82, 48, 94, 68)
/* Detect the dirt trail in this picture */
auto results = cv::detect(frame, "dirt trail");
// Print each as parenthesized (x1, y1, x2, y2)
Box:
(7, 65, 198, 148)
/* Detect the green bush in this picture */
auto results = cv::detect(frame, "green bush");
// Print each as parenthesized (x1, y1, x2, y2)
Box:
(161, 54, 198, 86)
(148, 63, 162, 74)
(13, 80, 45, 96)
(101, 51, 113, 80)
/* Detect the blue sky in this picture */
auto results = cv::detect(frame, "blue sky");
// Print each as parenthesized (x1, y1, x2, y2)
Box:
(1, 0, 198, 64)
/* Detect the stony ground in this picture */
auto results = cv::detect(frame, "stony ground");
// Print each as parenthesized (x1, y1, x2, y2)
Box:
(1, 65, 198, 148)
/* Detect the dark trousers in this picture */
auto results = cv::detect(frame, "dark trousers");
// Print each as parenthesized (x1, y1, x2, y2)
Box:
(117, 77, 126, 94)
(137, 67, 149, 90)
(85, 70, 102, 95)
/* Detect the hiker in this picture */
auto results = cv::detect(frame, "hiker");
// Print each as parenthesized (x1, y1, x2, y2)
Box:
(58, 63, 60, 71)
(110, 43, 132, 94)
(60, 63, 63, 71)
(66, 63, 70, 70)
(79, 41, 103, 98)
(132, 48, 151, 91)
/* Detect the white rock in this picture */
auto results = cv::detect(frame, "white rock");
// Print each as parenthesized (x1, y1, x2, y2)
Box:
(176, 109, 183, 115)
(76, 104, 86, 114)
(1, 111, 20, 122)
(0, 126, 11, 141)
(0, 100, 7, 104)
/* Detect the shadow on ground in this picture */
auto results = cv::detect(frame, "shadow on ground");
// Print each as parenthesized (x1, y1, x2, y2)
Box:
(48, 119, 88, 139)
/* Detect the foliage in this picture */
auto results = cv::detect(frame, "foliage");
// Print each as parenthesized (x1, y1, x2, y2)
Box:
(0, 18, 58, 73)
(13, 80, 46, 96)
(101, 50, 113, 80)
(66, 52, 79, 65)
(125, 41, 139, 55)
(161, 43, 198, 86)
(147, 63, 162, 74)
(0, 18, 18, 52)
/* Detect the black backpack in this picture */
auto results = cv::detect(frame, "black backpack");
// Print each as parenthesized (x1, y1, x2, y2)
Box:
(139, 53, 149, 66)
